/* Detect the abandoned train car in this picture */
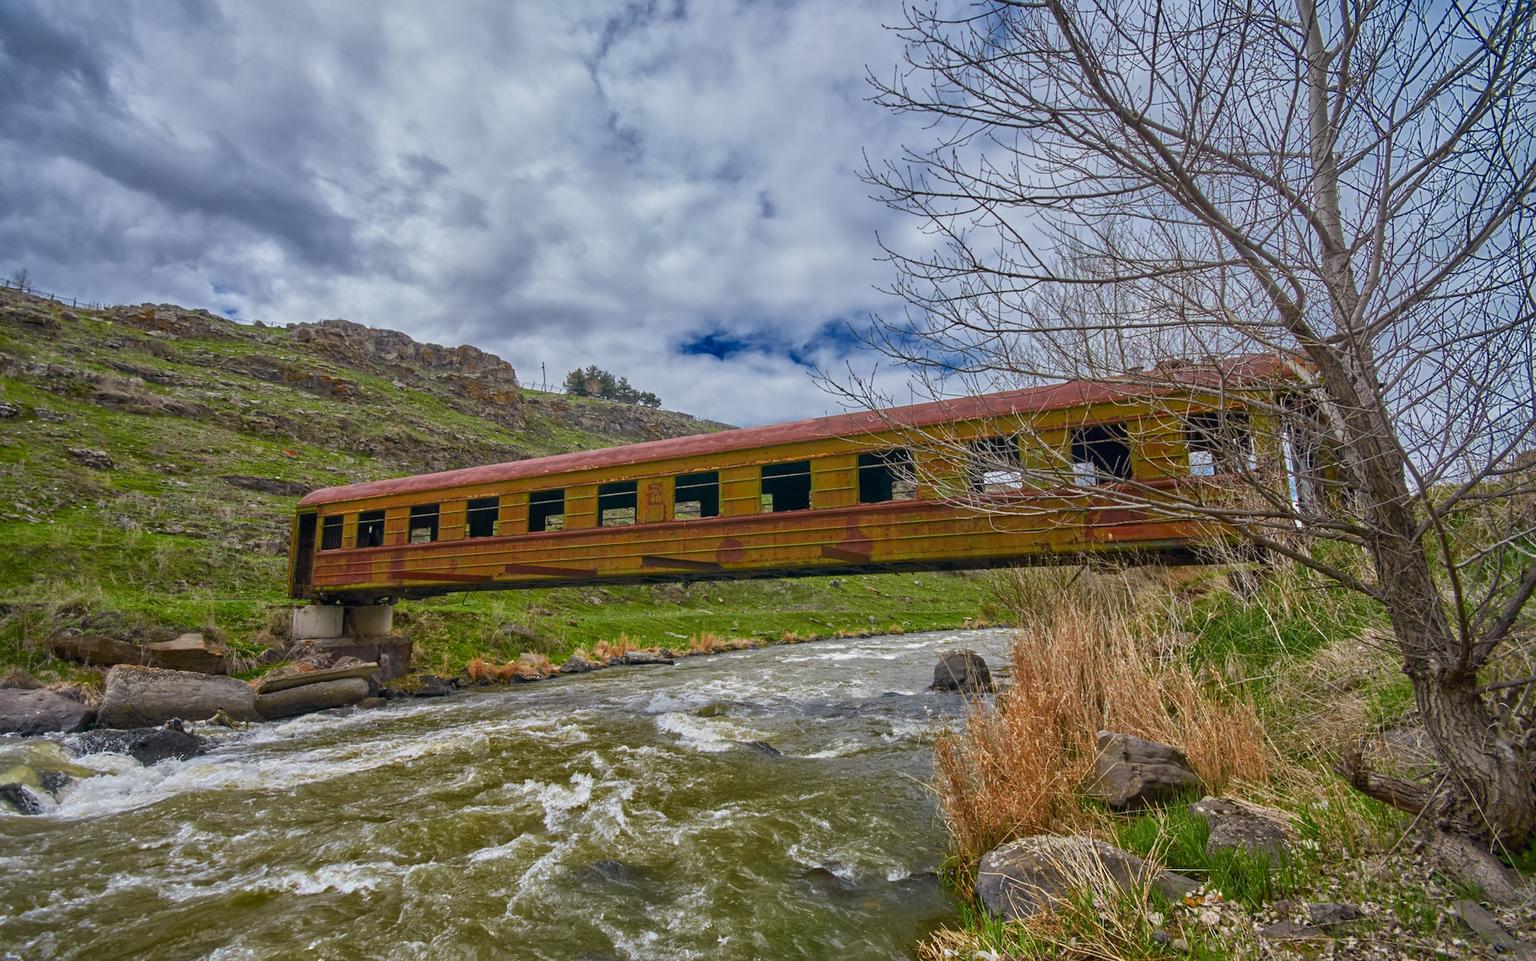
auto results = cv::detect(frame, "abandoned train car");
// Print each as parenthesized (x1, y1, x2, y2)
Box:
(289, 357, 1299, 602)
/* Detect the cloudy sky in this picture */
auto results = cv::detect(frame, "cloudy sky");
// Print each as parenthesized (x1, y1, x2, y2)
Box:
(0, 0, 950, 425)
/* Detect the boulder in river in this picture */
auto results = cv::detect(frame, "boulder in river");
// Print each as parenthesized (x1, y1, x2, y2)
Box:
(0, 782, 46, 815)
(976, 835, 1197, 922)
(558, 655, 598, 674)
(1088, 731, 1201, 810)
(256, 677, 370, 720)
(930, 650, 993, 694)
(73, 721, 209, 765)
(0, 688, 96, 735)
(97, 664, 259, 728)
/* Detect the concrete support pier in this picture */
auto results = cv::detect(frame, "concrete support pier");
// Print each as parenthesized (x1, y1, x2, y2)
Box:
(292, 603, 412, 680)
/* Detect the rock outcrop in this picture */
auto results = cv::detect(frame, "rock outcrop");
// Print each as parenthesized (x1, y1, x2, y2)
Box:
(97, 665, 258, 728)
(976, 835, 1198, 922)
(0, 688, 96, 735)
(930, 650, 993, 694)
(1087, 731, 1201, 809)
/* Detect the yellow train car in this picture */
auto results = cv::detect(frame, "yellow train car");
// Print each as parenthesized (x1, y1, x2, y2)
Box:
(289, 357, 1292, 602)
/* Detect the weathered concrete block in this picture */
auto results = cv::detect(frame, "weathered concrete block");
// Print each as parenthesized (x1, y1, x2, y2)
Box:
(346, 604, 394, 636)
(98, 665, 258, 728)
(256, 677, 370, 720)
(292, 605, 344, 640)
(147, 632, 229, 674)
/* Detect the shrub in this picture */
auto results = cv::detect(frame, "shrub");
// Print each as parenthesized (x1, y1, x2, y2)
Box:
(933, 600, 1270, 868)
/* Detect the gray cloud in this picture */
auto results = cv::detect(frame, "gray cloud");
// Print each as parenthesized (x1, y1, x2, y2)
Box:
(0, 0, 927, 424)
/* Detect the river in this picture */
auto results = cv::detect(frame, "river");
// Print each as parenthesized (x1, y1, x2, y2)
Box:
(0, 628, 1012, 961)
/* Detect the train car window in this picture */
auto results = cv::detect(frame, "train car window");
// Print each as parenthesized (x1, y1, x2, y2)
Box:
(529, 489, 565, 532)
(969, 436, 1023, 492)
(466, 497, 500, 537)
(1185, 411, 1254, 475)
(1070, 423, 1133, 485)
(598, 481, 638, 527)
(673, 471, 719, 519)
(356, 510, 386, 548)
(319, 515, 344, 551)
(408, 504, 440, 543)
(859, 449, 917, 503)
(760, 460, 812, 512)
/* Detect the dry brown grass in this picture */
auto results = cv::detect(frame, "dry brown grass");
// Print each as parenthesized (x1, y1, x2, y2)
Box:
(464, 656, 498, 683)
(592, 635, 639, 661)
(934, 599, 1271, 868)
(499, 652, 554, 680)
(686, 632, 727, 654)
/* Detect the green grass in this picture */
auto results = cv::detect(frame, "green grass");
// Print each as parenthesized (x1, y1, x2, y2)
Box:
(1180, 568, 1384, 681)
(1112, 800, 1314, 911)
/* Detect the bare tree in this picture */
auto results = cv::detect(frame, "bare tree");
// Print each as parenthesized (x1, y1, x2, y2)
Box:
(6, 267, 31, 293)
(861, 0, 1536, 862)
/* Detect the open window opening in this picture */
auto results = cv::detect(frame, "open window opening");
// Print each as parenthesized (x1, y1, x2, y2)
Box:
(859, 449, 917, 503)
(356, 510, 386, 548)
(674, 471, 719, 520)
(408, 504, 440, 543)
(529, 488, 566, 532)
(320, 515, 343, 551)
(969, 436, 1023, 492)
(760, 460, 812, 513)
(598, 481, 638, 527)
(1069, 423, 1133, 486)
(1185, 411, 1254, 476)
(467, 496, 500, 537)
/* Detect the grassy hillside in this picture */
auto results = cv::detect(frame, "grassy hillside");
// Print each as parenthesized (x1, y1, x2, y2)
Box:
(0, 287, 990, 678)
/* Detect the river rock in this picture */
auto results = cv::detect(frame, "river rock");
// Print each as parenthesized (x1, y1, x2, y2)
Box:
(559, 655, 597, 674)
(622, 651, 675, 666)
(1190, 796, 1291, 858)
(0, 688, 96, 735)
(49, 634, 145, 667)
(73, 722, 208, 765)
(930, 650, 993, 694)
(97, 664, 258, 728)
(1088, 731, 1201, 809)
(0, 782, 46, 815)
(256, 677, 370, 720)
(976, 835, 1198, 922)
(147, 633, 229, 674)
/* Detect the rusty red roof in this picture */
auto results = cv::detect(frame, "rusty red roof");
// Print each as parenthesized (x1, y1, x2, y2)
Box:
(298, 355, 1292, 507)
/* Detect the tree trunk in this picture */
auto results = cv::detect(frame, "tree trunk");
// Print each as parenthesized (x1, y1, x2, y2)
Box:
(1372, 528, 1536, 848)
